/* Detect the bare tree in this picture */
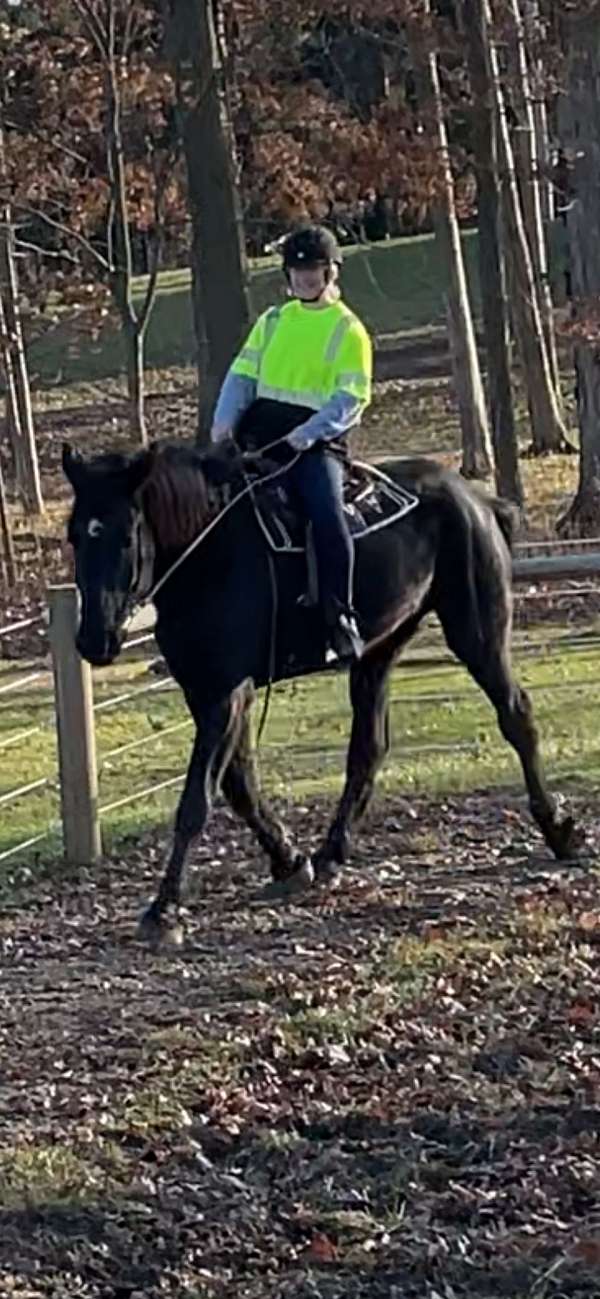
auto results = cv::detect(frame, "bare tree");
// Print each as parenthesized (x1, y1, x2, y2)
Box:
(0, 113, 43, 515)
(462, 0, 523, 505)
(488, 0, 572, 454)
(412, 1, 493, 479)
(0, 439, 16, 586)
(558, 2, 600, 534)
(73, 0, 169, 445)
(507, 0, 561, 396)
(162, 0, 252, 441)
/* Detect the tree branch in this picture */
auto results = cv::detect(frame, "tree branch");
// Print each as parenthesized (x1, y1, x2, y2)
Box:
(11, 203, 111, 271)
(13, 238, 81, 266)
(72, 0, 109, 58)
(0, 116, 90, 168)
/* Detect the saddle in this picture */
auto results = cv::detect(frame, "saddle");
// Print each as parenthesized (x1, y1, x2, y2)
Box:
(248, 457, 419, 555)
(239, 456, 417, 608)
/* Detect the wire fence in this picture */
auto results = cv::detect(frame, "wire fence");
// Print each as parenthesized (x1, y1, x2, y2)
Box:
(0, 614, 45, 639)
(0, 594, 191, 863)
(1, 546, 600, 867)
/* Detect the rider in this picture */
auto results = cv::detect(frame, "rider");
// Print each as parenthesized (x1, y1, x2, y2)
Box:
(210, 224, 373, 663)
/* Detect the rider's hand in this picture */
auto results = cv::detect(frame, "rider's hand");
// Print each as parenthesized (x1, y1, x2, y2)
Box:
(287, 425, 317, 453)
(211, 421, 233, 445)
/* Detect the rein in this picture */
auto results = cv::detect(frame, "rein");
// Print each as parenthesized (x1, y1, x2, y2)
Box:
(126, 437, 299, 747)
(129, 437, 299, 611)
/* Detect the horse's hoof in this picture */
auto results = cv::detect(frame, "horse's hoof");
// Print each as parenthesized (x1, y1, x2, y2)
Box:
(137, 906, 185, 950)
(550, 815, 586, 862)
(261, 858, 315, 902)
(314, 858, 342, 887)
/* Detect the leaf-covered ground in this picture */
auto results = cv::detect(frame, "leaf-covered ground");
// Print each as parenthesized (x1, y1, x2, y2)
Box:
(2, 788, 600, 1299)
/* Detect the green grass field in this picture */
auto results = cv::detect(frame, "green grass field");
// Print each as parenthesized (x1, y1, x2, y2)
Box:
(27, 224, 569, 389)
(2, 619, 599, 870)
(29, 232, 476, 387)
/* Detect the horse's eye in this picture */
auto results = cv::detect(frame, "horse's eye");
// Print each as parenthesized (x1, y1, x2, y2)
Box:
(87, 518, 104, 539)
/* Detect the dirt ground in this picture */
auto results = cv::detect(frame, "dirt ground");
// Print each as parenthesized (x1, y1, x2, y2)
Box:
(1, 788, 600, 1299)
(2, 358, 599, 1298)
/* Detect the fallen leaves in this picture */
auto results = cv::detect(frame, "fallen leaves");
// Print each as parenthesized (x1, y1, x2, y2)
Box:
(307, 1232, 338, 1263)
(1, 791, 600, 1298)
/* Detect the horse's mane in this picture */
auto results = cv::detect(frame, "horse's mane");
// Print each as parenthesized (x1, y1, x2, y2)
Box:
(141, 442, 240, 549)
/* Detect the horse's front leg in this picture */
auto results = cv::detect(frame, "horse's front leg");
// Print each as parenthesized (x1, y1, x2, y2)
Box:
(313, 638, 397, 883)
(138, 696, 234, 947)
(219, 680, 314, 893)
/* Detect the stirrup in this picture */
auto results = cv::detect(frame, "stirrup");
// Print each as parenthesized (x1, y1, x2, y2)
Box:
(326, 612, 364, 665)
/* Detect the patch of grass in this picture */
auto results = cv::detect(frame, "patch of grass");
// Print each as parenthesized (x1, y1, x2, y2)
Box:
(26, 222, 571, 392)
(386, 933, 510, 975)
(2, 622, 600, 866)
(0, 1145, 104, 1209)
(117, 1087, 196, 1138)
(281, 1003, 374, 1051)
(29, 232, 484, 388)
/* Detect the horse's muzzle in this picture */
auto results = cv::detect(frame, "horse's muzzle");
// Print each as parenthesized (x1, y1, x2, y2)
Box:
(76, 629, 121, 667)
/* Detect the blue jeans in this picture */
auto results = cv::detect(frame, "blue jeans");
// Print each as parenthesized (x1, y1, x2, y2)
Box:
(285, 446, 354, 620)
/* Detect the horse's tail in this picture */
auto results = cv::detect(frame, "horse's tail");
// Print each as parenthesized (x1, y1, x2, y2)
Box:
(436, 478, 513, 648)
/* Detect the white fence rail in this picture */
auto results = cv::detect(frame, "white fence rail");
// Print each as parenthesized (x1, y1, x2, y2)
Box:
(1, 540, 600, 868)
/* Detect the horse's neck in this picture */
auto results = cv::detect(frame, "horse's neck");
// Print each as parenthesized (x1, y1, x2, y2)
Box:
(150, 497, 256, 611)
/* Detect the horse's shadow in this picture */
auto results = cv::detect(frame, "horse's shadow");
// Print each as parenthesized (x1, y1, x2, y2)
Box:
(0, 1198, 173, 1295)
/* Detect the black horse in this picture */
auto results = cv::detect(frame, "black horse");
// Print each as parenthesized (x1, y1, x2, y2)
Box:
(63, 441, 580, 945)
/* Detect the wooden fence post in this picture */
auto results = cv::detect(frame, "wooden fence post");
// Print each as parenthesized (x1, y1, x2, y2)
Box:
(48, 584, 101, 864)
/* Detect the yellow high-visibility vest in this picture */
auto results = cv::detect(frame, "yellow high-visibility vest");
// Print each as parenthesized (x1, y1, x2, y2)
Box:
(231, 299, 372, 410)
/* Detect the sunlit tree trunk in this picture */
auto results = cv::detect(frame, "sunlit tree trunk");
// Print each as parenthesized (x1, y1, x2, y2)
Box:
(0, 202, 43, 515)
(508, 0, 561, 397)
(558, 3, 600, 535)
(413, 1, 493, 479)
(488, 0, 572, 454)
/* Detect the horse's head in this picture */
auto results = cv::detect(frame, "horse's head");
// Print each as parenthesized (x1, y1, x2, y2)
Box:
(63, 443, 155, 666)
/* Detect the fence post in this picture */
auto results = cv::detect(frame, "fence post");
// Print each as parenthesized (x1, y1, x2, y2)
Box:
(48, 584, 102, 865)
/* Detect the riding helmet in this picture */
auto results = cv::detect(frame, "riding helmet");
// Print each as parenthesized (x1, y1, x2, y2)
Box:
(282, 225, 343, 271)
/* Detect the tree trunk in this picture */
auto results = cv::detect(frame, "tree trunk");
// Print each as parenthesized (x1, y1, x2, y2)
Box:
(0, 435, 16, 587)
(488, 0, 572, 454)
(163, 0, 252, 442)
(526, 0, 554, 226)
(0, 209, 43, 515)
(463, 0, 523, 505)
(124, 325, 147, 446)
(557, 5, 600, 536)
(412, 2, 493, 479)
(507, 0, 561, 398)
(104, 18, 149, 446)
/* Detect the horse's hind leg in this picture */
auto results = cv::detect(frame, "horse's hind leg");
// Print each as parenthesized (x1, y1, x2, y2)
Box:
(312, 631, 403, 882)
(439, 614, 582, 861)
(220, 682, 312, 888)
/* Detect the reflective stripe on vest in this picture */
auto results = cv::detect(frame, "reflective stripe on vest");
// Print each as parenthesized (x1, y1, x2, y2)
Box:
(263, 306, 281, 346)
(238, 347, 262, 366)
(336, 370, 370, 392)
(324, 313, 352, 363)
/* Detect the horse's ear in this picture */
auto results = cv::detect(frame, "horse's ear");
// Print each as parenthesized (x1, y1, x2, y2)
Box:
(62, 442, 85, 490)
(126, 446, 157, 497)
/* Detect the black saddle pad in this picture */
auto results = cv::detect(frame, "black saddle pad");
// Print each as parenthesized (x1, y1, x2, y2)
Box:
(250, 459, 419, 553)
